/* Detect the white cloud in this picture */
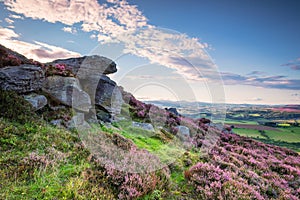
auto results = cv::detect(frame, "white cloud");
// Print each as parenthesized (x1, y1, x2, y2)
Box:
(9, 14, 24, 19)
(62, 26, 77, 34)
(0, 27, 81, 62)
(6, 25, 15, 29)
(4, 0, 147, 35)
(3, 0, 220, 83)
(5, 18, 14, 24)
(90, 34, 96, 39)
(0, 27, 18, 39)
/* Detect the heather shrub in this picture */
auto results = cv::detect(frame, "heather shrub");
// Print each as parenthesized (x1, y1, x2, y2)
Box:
(0, 90, 39, 123)
(223, 179, 265, 200)
(44, 63, 75, 77)
(185, 162, 232, 199)
(87, 131, 170, 199)
(0, 45, 42, 68)
(118, 170, 169, 199)
(186, 132, 300, 199)
(0, 53, 22, 67)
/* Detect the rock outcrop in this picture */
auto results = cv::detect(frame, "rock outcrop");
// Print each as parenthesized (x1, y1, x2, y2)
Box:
(166, 107, 179, 116)
(50, 56, 122, 121)
(94, 76, 124, 117)
(0, 65, 44, 93)
(43, 76, 92, 112)
(50, 55, 117, 77)
(0, 44, 124, 126)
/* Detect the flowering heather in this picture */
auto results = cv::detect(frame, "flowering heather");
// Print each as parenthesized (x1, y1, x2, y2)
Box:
(44, 63, 75, 77)
(0, 45, 43, 67)
(186, 132, 300, 199)
(128, 94, 182, 132)
(0, 53, 22, 67)
(86, 131, 170, 199)
(55, 63, 66, 71)
(118, 91, 300, 199)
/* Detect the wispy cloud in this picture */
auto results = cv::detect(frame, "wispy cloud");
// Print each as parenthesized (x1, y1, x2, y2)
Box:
(9, 14, 24, 19)
(6, 25, 14, 29)
(0, 27, 81, 62)
(221, 72, 300, 90)
(4, 0, 148, 35)
(5, 18, 14, 24)
(281, 57, 300, 71)
(3, 0, 216, 83)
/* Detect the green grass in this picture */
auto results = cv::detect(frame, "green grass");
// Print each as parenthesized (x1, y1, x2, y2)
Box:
(266, 127, 300, 143)
(0, 118, 115, 200)
(234, 127, 300, 152)
(110, 120, 187, 164)
(233, 128, 265, 138)
(109, 120, 203, 199)
(215, 119, 258, 125)
(0, 91, 204, 199)
(234, 127, 300, 143)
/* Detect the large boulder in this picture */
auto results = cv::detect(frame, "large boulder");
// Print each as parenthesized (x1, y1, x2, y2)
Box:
(50, 55, 122, 120)
(93, 75, 124, 117)
(43, 76, 91, 112)
(0, 64, 44, 93)
(50, 55, 117, 77)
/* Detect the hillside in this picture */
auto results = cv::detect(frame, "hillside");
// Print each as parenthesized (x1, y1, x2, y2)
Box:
(0, 44, 300, 200)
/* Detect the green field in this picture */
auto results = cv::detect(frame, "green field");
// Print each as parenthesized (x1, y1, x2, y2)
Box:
(233, 128, 264, 138)
(234, 127, 300, 152)
(215, 119, 258, 125)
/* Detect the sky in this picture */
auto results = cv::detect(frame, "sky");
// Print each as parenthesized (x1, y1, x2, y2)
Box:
(0, 0, 299, 105)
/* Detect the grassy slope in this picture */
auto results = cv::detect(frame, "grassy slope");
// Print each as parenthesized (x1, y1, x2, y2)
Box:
(1, 90, 299, 199)
(0, 119, 116, 199)
(0, 118, 200, 200)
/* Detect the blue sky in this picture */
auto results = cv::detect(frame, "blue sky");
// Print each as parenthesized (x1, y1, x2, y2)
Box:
(0, 0, 299, 104)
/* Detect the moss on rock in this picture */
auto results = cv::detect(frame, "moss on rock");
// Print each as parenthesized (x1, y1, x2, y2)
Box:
(0, 90, 39, 123)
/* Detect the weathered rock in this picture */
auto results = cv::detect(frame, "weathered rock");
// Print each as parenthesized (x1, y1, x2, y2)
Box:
(166, 107, 179, 116)
(177, 125, 190, 141)
(132, 121, 155, 132)
(43, 76, 91, 112)
(66, 112, 91, 130)
(96, 106, 112, 122)
(50, 55, 117, 77)
(94, 75, 124, 116)
(0, 64, 44, 93)
(24, 93, 47, 111)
